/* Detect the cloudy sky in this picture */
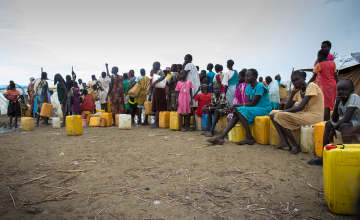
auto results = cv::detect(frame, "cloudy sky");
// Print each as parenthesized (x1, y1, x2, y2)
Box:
(0, 0, 359, 85)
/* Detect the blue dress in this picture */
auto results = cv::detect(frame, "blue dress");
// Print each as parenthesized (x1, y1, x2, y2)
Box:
(236, 83, 272, 125)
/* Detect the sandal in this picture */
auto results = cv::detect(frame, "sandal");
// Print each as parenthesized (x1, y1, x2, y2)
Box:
(307, 159, 323, 166)
(201, 131, 210, 135)
(237, 140, 256, 145)
(207, 138, 224, 145)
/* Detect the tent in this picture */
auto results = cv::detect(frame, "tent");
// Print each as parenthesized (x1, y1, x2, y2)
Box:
(300, 53, 360, 96)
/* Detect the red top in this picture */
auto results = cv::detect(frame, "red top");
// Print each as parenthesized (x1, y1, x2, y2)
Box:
(194, 93, 212, 117)
(5, 90, 20, 101)
(80, 95, 96, 112)
(313, 61, 337, 108)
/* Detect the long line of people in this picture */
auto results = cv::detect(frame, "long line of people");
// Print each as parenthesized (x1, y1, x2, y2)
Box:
(4, 43, 360, 164)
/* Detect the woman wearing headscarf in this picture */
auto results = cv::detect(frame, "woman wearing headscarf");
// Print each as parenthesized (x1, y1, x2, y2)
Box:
(28, 77, 36, 117)
(54, 74, 68, 126)
(65, 75, 74, 115)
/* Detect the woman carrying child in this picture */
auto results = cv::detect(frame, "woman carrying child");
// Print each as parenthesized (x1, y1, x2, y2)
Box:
(175, 70, 194, 131)
(308, 79, 360, 165)
(270, 70, 324, 154)
(207, 69, 272, 145)
(4, 81, 21, 128)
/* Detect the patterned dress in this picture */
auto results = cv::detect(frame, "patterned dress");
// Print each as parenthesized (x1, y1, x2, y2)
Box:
(28, 81, 36, 110)
(228, 82, 248, 120)
(109, 75, 126, 117)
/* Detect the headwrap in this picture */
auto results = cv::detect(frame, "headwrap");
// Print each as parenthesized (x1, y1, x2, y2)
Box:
(54, 74, 66, 86)
(30, 77, 35, 82)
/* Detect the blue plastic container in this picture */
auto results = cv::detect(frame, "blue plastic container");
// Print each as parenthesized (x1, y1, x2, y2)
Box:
(201, 114, 216, 131)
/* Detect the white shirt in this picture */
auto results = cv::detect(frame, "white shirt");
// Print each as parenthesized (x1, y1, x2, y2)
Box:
(184, 63, 201, 107)
(222, 70, 234, 86)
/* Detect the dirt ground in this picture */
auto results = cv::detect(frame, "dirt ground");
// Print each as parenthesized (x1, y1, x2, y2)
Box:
(0, 115, 355, 220)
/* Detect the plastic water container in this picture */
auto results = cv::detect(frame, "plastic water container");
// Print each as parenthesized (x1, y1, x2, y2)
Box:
(201, 114, 216, 131)
(233, 123, 245, 142)
(159, 111, 170, 128)
(323, 144, 360, 215)
(82, 119, 87, 127)
(169, 111, 180, 130)
(269, 120, 281, 146)
(90, 117, 100, 127)
(52, 117, 61, 128)
(96, 109, 105, 113)
(144, 101, 154, 115)
(279, 84, 287, 100)
(300, 125, 315, 154)
(100, 112, 112, 127)
(20, 117, 34, 131)
(40, 103, 53, 117)
(195, 115, 202, 131)
(66, 115, 82, 136)
(107, 102, 111, 113)
(118, 114, 131, 130)
(216, 116, 228, 133)
(314, 121, 327, 157)
(254, 116, 270, 145)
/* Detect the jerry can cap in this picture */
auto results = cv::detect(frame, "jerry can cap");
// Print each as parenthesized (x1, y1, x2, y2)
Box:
(325, 145, 337, 150)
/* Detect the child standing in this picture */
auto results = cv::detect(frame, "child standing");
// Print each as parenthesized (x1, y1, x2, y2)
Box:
(176, 70, 194, 132)
(193, 84, 212, 120)
(5, 81, 21, 128)
(168, 64, 179, 111)
(18, 95, 28, 117)
(88, 84, 99, 113)
(213, 64, 225, 93)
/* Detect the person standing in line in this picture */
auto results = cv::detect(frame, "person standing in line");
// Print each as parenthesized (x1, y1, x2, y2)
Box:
(71, 82, 81, 115)
(123, 73, 131, 113)
(213, 64, 225, 93)
(223, 59, 238, 106)
(36, 72, 51, 127)
(266, 76, 284, 110)
(107, 66, 126, 125)
(28, 77, 36, 117)
(4, 81, 20, 128)
(128, 69, 138, 124)
(206, 63, 216, 93)
(226, 68, 248, 120)
(309, 49, 338, 121)
(99, 63, 111, 112)
(65, 75, 74, 116)
(175, 70, 194, 131)
(54, 74, 68, 127)
(148, 61, 167, 128)
(183, 54, 201, 130)
(136, 68, 151, 125)
(168, 64, 180, 111)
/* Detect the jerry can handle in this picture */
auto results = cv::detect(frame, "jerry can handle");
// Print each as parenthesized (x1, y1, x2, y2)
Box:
(341, 145, 345, 149)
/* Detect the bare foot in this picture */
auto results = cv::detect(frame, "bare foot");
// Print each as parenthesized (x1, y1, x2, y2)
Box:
(273, 142, 289, 150)
(61, 123, 66, 127)
(181, 127, 187, 132)
(14, 125, 18, 129)
(290, 146, 301, 154)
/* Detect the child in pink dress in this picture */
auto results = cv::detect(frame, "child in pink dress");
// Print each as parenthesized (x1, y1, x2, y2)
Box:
(176, 70, 194, 132)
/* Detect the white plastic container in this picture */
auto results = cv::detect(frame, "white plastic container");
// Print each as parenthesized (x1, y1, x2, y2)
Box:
(118, 114, 131, 130)
(300, 125, 315, 154)
(53, 117, 61, 128)
(195, 115, 202, 131)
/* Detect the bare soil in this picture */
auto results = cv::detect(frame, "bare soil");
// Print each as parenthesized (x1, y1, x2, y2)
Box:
(0, 115, 354, 219)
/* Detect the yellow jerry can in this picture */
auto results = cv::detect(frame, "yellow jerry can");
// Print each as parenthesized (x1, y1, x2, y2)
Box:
(169, 111, 180, 131)
(100, 112, 112, 127)
(269, 120, 281, 146)
(254, 116, 270, 145)
(66, 115, 82, 136)
(159, 111, 171, 128)
(40, 103, 53, 117)
(314, 121, 327, 157)
(20, 117, 34, 131)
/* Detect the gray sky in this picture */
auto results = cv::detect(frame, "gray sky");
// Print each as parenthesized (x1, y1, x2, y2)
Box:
(1, 0, 359, 85)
